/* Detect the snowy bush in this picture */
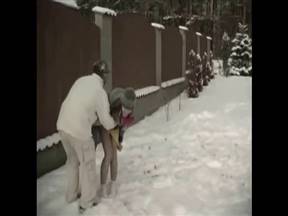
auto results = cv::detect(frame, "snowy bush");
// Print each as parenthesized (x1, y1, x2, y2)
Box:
(229, 23, 252, 76)
(186, 49, 199, 98)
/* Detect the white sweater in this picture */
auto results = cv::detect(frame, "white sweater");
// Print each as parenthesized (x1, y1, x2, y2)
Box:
(57, 73, 116, 140)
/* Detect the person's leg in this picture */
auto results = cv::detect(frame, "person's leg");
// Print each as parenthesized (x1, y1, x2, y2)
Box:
(59, 131, 80, 203)
(109, 143, 118, 197)
(110, 143, 118, 182)
(100, 126, 114, 197)
(100, 127, 113, 184)
(72, 137, 98, 209)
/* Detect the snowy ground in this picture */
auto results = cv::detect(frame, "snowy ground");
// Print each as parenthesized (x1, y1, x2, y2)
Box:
(37, 76, 252, 216)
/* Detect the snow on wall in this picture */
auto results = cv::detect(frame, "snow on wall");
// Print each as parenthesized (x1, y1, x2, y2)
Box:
(135, 86, 160, 98)
(151, 23, 165, 30)
(161, 77, 185, 89)
(53, 0, 79, 9)
(37, 133, 61, 152)
(92, 6, 117, 16)
(179, 26, 188, 31)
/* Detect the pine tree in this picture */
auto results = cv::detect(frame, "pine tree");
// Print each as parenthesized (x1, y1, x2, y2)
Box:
(228, 23, 252, 76)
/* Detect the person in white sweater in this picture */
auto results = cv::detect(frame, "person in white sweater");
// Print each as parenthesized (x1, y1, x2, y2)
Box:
(56, 60, 116, 213)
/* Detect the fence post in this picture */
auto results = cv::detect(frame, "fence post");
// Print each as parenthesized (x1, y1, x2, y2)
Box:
(179, 26, 188, 77)
(93, 8, 116, 92)
(206, 36, 212, 62)
(196, 32, 202, 55)
(151, 23, 165, 87)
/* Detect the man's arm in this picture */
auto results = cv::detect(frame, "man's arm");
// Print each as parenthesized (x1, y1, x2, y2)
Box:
(95, 88, 116, 131)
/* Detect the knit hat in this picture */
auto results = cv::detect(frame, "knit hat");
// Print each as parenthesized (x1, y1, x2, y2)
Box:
(109, 87, 136, 110)
(122, 87, 136, 109)
(93, 60, 109, 78)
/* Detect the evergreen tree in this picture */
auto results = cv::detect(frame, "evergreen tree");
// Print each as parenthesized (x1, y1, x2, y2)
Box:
(228, 23, 252, 76)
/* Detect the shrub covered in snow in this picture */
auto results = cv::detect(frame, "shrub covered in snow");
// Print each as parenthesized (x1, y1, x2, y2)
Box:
(228, 23, 252, 76)
(196, 54, 203, 92)
(186, 49, 199, 98)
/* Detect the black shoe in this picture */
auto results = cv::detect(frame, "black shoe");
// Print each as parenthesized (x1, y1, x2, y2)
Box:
(79, 206, 86, 214)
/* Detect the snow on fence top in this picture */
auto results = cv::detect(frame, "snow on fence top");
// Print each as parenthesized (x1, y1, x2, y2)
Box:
(206, 36, 212, 40)
(179, 26, 188, 31)
(37, 133, 61, 152)
(135, 86, 160, 98)
(53, 0, 79, 9)
(161, 77, 185, 88)
(196, 32, 202, 36)
(151, 23, 165, 30)
(92, 6, 117, 16)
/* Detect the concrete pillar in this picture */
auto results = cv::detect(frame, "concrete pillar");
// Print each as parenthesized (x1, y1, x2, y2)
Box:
(93, 9, 115, 92)
(206, 36, 212, 62)
(196, 32, 202, 55)
(151, 23, 165, 86)
(179, 26, 188, 77)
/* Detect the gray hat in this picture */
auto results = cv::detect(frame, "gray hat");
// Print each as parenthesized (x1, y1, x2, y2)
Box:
(109, 87, 136, 110)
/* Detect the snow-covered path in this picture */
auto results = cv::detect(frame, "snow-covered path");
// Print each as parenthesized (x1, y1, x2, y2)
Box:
(37, 76, 252, 216)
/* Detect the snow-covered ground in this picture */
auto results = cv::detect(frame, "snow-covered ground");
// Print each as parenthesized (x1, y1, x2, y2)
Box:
(37, 76, 252, 216)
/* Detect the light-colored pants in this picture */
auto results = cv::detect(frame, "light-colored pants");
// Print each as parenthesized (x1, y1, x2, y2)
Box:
(59, 131, 97, 209)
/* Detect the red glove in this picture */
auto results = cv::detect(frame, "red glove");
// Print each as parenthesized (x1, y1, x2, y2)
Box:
(121, 114, 134, 127)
